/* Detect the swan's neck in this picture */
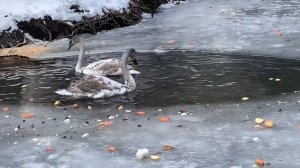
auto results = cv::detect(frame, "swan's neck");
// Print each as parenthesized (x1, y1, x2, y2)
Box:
(121, 50, 136, 91)
(75, 40, 85, 72)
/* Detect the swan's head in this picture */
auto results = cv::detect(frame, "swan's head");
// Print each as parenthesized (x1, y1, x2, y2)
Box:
(68, 36, 82, 50)
(128, 48, 138, 65)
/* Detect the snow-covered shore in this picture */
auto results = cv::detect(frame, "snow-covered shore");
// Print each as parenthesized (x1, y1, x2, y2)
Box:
(0, 0, 130, 31)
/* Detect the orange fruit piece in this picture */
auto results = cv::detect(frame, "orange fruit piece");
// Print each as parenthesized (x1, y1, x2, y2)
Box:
(2, 107, 9, 112)
(136, 111, 145, 115)
(20, 113, 34, 118)
(107, 146, 117, 152)
(256, 159, 265, 166)
(160, 117, 170, 122)
(264, 120, 273, 128)
(99, 121, 113, 128)
(162, 145, 175, 151)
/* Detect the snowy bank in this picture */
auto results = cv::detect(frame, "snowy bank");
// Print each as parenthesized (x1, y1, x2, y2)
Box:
(0, 0, 131, 31)
(0, 0, 171, 49)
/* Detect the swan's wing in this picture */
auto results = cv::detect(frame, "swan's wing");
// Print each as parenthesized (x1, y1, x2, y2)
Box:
(56, 75, 126, 98)
(85, 59, 115, 69)
(83, 59, 121, 76)
(83, 58, 137, 76)
(68, 76, 116, 93)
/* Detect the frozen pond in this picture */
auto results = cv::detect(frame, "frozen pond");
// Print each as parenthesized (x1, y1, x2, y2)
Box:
(0, 52, 300, 168)
(1, 0, 300, 167)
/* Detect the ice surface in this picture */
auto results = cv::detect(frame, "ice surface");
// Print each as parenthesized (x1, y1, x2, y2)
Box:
(0, 93, 300, 167)
(0, 0, 130, 31)
(44, 0, 300, 60)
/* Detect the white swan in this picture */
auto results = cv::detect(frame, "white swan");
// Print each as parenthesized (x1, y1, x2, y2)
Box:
(68, 36, 140, 76)
(55, 48, 137, 98)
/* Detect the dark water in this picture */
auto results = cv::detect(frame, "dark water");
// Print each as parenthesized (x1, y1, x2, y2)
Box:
(0, 51, 300, 107)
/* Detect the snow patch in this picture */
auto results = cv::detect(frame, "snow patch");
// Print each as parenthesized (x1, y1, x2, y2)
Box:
(0, 0, 130, 31)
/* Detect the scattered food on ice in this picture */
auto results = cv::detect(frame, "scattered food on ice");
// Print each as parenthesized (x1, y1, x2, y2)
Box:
(168, 40, 177, 45)
(150, 154, 160, 160)
(63, 119, 70, 124)
(125, 110, 132, 113)
(2, 106, 9, 112)
(255, 118, 264, 124)
(255, 159, 265, 166)
(118, 105, 124, 110)
(45, 146, 55, 152)
(264, 120, 274, 128)
(107, 115, 116, 120)
(136, 148, 150, 160)
(54, 100, 61, 107)
(107, 146, 117, 152)
(160, 117, 170, 122)
(242, 97, 249, 101)
(162, 145, 175, 151)
(99, 121, 113, 128)
(253, 125, 263, 128)
(72, 103, 79, 109)
(136, 111, 145, 115)
(81, 133, 89, 138)
(20, 113, 34, 119)
(252, 137, 260, 142)
(178, 110, 191, 116)
(32, 138, 39, 142)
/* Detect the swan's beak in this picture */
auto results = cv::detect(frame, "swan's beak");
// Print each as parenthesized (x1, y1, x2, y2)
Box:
(68, 41, 74, 50)
(132, 59, 138, 65)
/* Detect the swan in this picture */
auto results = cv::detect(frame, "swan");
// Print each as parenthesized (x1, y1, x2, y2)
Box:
(68, 36, 140, 76)
(55, 48, 138, 98)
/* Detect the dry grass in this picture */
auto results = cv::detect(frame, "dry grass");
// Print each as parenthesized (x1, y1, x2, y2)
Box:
(0, 44, 48, 58)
